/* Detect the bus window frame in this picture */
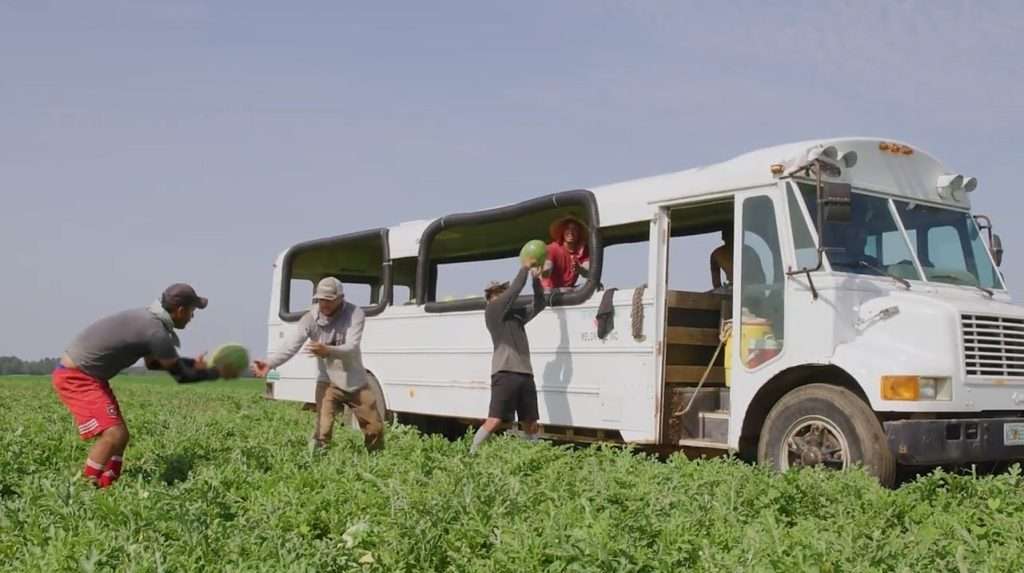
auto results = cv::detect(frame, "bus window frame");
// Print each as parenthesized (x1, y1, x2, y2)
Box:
(416, 189, 602, 313)
(278, 228, 392, 322)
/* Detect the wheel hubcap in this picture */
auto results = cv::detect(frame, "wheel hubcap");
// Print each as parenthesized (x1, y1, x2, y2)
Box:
(780, 415, 849, 471)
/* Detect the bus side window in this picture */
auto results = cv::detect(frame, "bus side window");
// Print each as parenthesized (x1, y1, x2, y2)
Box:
(392, 285, 414, 305)
(289, 279, 314, 311)
(418, 191, 601, 312)
(280, 229, 390, 320)
(740, 195, 785, 367)
(333, 281, 372, 307)
(390, 257, 418, 305)
(434, 257, 519, 303)
(601, 240, 648, 289)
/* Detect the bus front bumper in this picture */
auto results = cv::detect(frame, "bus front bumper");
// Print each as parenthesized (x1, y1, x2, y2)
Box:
(884, 417, 1024, 466)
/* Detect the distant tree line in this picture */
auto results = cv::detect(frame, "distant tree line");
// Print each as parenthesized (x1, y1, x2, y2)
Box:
(0, 356, 60, 375)
(0, 356, 151, 376)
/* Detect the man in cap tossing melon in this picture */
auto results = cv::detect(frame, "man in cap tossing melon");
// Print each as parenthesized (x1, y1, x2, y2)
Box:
(53, 283, 239, 488)
(471, 253, 547, 454)
(252, 277, 385, 452)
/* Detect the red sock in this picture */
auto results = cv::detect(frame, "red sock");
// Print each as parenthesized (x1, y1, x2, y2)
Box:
(98, 456, 123, 488)
(98, 471, 116, 488)
(83, 459, 104, 483)
(105, 456, 123, 478)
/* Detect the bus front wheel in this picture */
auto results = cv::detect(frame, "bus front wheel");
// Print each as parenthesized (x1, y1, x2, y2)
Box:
(757, 383, 895, 487)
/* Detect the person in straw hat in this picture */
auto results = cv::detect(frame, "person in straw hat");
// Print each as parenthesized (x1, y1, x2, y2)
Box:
(540, 215, 590, 292)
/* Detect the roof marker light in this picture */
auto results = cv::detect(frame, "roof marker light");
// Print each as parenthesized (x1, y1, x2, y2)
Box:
(878, 141, 914, 155)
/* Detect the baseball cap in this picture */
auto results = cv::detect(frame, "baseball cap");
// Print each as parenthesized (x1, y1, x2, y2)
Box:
(313, 277, 345, 301)
(161, 283, 208, 309)
(484, 280, 510, 296)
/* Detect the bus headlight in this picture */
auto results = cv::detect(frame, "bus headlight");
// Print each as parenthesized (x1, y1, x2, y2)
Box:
(881, 376, 952, 401)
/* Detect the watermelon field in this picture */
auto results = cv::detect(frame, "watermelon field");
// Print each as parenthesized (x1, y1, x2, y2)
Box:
(4, 375, 1024, 572)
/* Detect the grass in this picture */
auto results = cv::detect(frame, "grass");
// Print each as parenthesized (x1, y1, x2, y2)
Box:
(3, 375, 1024, 572)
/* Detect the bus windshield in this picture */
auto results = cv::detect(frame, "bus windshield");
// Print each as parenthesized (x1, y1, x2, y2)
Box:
(795, 182, 1004, 289)
(796, 183, 921, 281)
(891, 200, 1004, 290)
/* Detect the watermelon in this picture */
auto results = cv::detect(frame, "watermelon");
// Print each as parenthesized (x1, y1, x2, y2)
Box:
(208, 343, 249, 379)
(519, 239, 547, 267)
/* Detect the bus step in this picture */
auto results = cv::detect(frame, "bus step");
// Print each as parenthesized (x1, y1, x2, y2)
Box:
(700, 410, 729, 443)
(664, 386, 723, 442)
(718, 388, 730, 412)
(677, 438, 730, 450)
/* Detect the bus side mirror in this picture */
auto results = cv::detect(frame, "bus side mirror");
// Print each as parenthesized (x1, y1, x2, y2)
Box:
(821, 182, 852, 224)
(992, 233, 1004, 267)
(814, 181, 852, 259)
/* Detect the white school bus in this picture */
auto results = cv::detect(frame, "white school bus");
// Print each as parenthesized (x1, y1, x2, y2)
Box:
(265, 137, 1019, 486)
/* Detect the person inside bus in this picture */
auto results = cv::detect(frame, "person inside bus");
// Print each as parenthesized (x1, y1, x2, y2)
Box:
(710, 227, 734, 290)
(541, 215, 590, 292)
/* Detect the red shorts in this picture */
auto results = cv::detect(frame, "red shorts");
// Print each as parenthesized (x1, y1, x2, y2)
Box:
(52, 367, 124, 439)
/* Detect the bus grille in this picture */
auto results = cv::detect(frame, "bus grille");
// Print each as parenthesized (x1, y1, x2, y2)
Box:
(962, 314, 1024, 378)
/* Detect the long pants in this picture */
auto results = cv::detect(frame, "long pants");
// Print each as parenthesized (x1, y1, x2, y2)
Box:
(313, 383, 385, 452)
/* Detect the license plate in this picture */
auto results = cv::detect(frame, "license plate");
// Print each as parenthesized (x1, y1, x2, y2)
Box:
(1004, 423, 1024, 446)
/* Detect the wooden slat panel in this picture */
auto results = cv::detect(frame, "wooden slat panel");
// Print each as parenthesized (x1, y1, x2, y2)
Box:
(666, 291, 728, 311)
(667, 308, 723, 329)
(665, 365, 725, 385)
(666, 344, 723, 367)
(666, 326, 720, 346)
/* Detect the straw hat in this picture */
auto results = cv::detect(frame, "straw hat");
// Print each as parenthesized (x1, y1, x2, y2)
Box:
(548, 215, 588, 242)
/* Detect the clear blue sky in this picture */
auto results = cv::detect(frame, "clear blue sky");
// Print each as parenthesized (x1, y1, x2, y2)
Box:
(2, 1, 1022, 360)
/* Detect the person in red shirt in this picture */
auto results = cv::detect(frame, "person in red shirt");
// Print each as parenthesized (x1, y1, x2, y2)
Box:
(541, 216, 590, 292)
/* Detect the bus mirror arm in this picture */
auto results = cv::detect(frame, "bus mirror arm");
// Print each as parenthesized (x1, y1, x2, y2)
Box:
(787, 257, 821, 301)
(974, 214, 1004, 267)
(785, 161, 845, 301)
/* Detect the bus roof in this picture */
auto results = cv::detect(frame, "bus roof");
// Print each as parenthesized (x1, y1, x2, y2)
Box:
(589, 137, 953, 226)
(381, 136, 960, 257)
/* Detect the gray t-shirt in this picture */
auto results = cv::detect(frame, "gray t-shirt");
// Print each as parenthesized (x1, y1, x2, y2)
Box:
(485, 267, 546, 375)
(266, 302, 368, 391)
(65, 308, 179, 381)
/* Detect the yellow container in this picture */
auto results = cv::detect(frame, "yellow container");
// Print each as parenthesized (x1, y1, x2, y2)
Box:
(724, 320, 773, 386)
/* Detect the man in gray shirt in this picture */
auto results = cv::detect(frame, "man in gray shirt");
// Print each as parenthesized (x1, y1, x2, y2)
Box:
(53, 283, 238, 488)
(253, 277, 384, 452)
(471, 260, 546, 454)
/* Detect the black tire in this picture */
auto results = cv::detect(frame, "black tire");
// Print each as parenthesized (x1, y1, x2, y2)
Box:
(393, 412, 466, 440)
(757, 383, 896, 487)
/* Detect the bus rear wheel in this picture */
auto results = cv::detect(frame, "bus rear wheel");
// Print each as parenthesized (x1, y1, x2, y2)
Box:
(757, 383, 895, 487)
